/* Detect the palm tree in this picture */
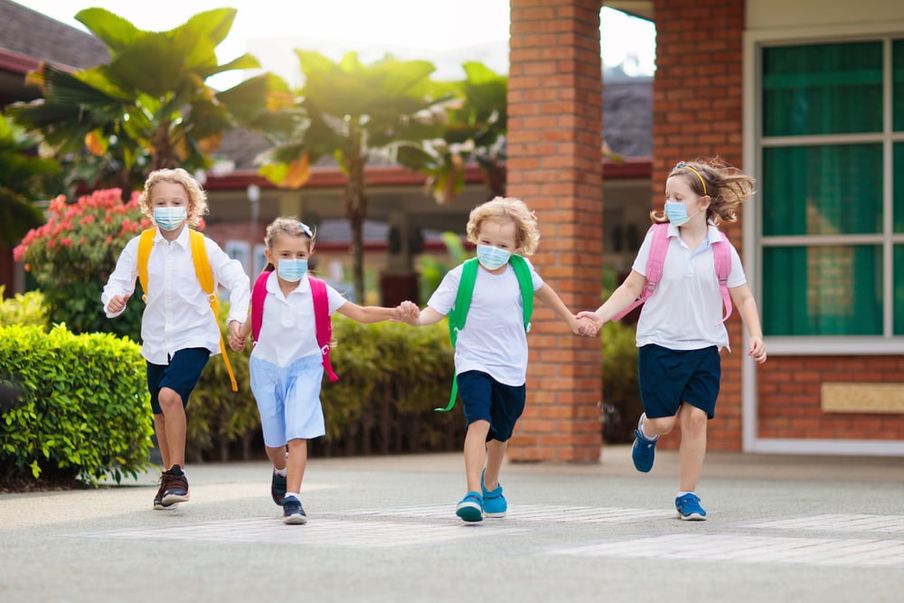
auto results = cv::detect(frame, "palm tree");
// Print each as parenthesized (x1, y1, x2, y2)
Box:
(10, 7, 292, 191)
(394, 61, 507, 204)
(261, 51, 437, 302)
(0, 114, 58, 246)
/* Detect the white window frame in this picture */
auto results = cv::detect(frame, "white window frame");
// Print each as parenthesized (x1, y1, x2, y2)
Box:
(742, 21, 904, 456)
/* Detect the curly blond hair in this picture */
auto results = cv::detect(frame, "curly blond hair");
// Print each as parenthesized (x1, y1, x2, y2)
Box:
(466, 197, 540, 255)
(651, 158, 756, 225)
(139, 168, 208, 227)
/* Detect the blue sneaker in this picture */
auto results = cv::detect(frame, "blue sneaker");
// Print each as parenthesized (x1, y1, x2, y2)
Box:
(271, 470, 287, 506)
(481, 468, 507, 518)
(283, 496, 307, 525)
(455, 491, 484, 523)
(675, 493, 707, 521)
(632, 416, 658, 473)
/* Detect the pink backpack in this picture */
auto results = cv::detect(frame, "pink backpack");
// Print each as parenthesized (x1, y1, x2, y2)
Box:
(614, 223, 733, 322)
(250, 270, 338, 382)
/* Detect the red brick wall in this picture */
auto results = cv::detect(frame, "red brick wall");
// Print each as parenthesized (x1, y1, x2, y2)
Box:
(506, 0, 604, 462)
(652, 0, 745, 451)
(759, 357, 904, 440)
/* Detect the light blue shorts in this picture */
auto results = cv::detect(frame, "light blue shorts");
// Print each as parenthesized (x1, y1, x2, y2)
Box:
(250, 354, 325, 446)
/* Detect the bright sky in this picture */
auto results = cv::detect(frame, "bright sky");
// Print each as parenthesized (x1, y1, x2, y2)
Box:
(17, 0, 655, 86)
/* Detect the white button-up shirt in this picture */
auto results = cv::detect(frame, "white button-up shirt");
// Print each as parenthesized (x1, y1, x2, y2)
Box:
(102, 227, 250, 365)
(632, 222, 746, 351)
(251, 272, 346, 368)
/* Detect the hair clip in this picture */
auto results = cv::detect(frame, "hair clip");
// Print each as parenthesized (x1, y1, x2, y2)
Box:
(299, 222, 313, 237)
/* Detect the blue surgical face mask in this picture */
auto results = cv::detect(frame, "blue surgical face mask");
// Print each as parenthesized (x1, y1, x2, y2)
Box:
(153, 206, 187, 231)
(277, 258, 308, 282)
(664, 201, 700, 227)
(476, 244, 512, 270)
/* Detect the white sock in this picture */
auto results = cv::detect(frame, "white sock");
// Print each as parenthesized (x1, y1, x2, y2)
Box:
(274, 467, 288, 477)
(639, 415, 659, 440)
(677, 491, 695, 498)
(284, 492, 300, 501)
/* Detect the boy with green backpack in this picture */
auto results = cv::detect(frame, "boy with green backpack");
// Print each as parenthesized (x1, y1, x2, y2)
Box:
(403, 197, 588, 522)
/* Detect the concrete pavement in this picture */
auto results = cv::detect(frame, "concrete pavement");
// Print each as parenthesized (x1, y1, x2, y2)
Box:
(1, 446, 903, 602)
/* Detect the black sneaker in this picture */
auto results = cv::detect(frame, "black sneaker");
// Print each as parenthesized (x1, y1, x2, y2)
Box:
(271, 470, 287, 506)
(152, 472, 169, 510)
(283, 496, 307, 525)
(161, 464, 190, 507)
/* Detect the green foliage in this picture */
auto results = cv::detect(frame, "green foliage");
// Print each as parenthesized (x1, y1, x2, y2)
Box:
(418, 232, 467, 304)
(0, 113, 59, 245)
(9, 8, 290, 189)
(14, 189, 149, 340)
(0, 286, 47, 329)
(601, 320, 642, 444)
(0, 325, 153, 485)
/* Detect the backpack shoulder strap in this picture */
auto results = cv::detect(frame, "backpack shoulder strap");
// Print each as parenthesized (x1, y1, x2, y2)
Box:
(189, 230, 238, 392)
(712, 231, 733, 322)
(309, 276, 338, 383)
(508, 254, 535, 333)
(136, 228, 156, 302)
(250, 270, 272, 344)
(436, 259, 478, 413)
(613, 223, 671, 321)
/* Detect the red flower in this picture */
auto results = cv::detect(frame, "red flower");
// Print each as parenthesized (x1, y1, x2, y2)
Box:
(60, 237, 72, 247)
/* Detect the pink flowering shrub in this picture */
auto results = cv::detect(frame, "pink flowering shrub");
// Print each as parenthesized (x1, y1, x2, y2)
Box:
(13, 189, 152, 339)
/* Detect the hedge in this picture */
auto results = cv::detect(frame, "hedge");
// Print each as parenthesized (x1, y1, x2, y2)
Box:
(0, 324, 153, 485)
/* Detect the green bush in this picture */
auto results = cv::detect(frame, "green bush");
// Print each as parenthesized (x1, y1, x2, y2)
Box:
(0, 286, 47, 329)
(0, 325, 153, 485)
(185, 315, 464, 461)
(601, 320, 642, 444)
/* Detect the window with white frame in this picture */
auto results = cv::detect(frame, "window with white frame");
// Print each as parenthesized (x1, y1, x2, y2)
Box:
(758, 38, 904, 337)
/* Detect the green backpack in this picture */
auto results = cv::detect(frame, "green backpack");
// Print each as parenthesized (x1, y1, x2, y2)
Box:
(436, 255, 535, 412)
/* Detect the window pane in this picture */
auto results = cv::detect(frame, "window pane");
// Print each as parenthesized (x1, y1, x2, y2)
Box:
(895, 40, 904, 131)
(895, 245, 904, 335)
(763, 42, 882, 136)
(763, 245, 882, 336)
(896, 143, 904, 233)
(762, 145, 883, 236)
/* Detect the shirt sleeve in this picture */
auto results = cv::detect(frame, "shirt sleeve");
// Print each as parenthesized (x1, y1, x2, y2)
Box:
(727, 243, 747, 288)
(426, 265, 463, 316)
(326, 284, 347, 315)
(101, 236, 140, 318)
(631, 227, 655, 276)
(206, 237, 251, 324)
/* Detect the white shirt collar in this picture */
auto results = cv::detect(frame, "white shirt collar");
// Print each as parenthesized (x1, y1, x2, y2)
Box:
(666, 221, 721, 245)
(154, 225, 191, 249)
(265, 270, 309, 297)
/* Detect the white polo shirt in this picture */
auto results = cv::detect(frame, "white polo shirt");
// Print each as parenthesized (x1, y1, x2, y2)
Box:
(632, 223, 746, 351)
(427, 260, 544, 386)
(250, 272, 347, 368)
(101, 227, 250, 365)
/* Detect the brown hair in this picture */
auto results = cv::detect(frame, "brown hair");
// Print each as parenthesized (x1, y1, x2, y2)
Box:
(651, 158, 756, 225)
(466, 196, 540, 255)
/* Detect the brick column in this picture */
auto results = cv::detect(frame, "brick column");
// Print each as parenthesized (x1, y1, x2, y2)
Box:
(507, 0, 604, 462)
(653, 0, 745, 450)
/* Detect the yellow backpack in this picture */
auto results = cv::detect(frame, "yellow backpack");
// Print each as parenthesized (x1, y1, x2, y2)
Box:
(137, 228, 238, 392)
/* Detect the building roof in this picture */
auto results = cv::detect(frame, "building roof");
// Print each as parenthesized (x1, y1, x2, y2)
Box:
(0, 0, 108, 70)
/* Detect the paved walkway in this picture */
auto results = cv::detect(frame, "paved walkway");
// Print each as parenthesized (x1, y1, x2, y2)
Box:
(2, 447, 903, 602)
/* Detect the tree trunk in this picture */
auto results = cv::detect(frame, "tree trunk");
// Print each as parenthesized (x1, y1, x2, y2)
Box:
(344, 129, 367, 303)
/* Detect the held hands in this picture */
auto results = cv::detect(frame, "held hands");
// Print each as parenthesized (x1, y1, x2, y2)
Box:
(106, 294, 130, 314)
(228, 321, 246, 352)
(748, 335, 767, 364)
(395, 300, 420, 325)
(575, 311, 604, 337)
(569, 314, 597, 336)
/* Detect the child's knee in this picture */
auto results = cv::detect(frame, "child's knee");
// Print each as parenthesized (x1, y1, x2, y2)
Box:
(681, 405, 708, 435)
(646, 415, 675, 435)
(287, 439, 306, 450)
(157, 388, 183, 411)
(467, 419, 491, 434)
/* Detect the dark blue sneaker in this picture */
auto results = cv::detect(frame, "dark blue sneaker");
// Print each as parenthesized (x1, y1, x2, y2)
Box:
(675, 493, 707, 521)
(481, 468, 507, 518)
(283, 496, 307, 525)
(271, 470, 287, 506)
(160, 464, 189, 507)
(456, 491, 484, 523)
(632, 416, 658, 473)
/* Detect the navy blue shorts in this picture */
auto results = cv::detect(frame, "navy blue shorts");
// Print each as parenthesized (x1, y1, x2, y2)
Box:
(637, 344, 721, 420)
(146, 348, 210, 415)
(456, 370, 526, 442)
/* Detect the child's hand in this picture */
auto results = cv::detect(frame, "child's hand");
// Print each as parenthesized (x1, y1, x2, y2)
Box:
(106, 294, 130, 314)
(748, 335, 767, 364)
(397, 301, 420, 325)
(575, 311, 603, 336)
(228, 321, 246, 351)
